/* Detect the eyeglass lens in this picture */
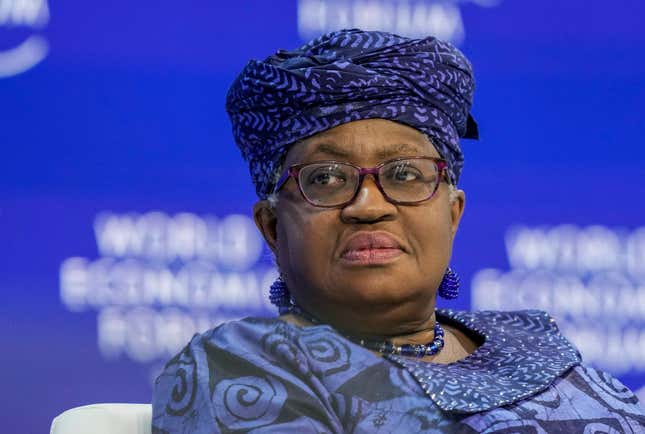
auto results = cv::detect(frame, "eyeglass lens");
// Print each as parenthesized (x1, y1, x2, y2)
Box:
(298, 159, 440, 206)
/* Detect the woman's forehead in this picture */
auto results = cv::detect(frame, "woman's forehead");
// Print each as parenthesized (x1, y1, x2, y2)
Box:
(284, 119, 441, 165)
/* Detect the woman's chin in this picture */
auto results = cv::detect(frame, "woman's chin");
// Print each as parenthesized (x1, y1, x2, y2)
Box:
(327, 276, 430, 307)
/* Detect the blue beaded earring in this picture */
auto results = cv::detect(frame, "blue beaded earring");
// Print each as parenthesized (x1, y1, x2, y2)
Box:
(269, 275, 293, 315)
(438, 267, 460, 300)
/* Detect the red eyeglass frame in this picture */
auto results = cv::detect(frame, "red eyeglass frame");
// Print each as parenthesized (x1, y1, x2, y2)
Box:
(272, 156, 449, 208)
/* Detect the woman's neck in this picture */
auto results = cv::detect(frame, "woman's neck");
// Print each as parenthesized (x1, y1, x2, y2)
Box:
(279, 311, 479, 364)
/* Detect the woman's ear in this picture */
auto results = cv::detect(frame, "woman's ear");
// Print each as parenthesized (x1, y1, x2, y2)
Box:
(450, 189, 466, 238)
(253, 200, 278, 253)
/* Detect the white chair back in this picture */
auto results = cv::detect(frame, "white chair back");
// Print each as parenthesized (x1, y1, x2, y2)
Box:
(50, 403, 152, 434)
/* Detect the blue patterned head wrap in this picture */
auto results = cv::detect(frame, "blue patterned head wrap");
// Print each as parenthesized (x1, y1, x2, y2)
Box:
(226, 28, 478, 199)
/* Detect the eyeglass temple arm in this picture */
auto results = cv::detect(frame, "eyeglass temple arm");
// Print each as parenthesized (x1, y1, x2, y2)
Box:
(273, 167, 299, 194)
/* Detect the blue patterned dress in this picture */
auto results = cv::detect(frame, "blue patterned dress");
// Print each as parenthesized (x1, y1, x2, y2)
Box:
(152, 310, 645, 433)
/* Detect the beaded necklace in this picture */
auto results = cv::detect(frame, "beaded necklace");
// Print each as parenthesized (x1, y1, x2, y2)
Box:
(287, 304, 445, 358)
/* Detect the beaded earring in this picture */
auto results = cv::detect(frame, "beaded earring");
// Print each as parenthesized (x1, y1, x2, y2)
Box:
(438, 267, 460, 300)
(269, 275, 293, 315)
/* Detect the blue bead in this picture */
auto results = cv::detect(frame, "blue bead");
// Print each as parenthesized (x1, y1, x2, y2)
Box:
(438, 267, 460, 300)
(269, 276, 292, 310)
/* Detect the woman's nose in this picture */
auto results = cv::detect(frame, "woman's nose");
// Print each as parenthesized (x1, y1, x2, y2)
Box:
(340, 175, 397, 223)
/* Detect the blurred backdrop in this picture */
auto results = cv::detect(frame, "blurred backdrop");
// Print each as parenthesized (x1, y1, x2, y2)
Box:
(1, 1, 644, 432)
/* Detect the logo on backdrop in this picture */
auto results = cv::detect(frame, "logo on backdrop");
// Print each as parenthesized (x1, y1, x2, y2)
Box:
(59, 211, 277, 382)
(0, 0, 49, 78)
(298, 0, 501, 44)
(471, 224, 645, 375)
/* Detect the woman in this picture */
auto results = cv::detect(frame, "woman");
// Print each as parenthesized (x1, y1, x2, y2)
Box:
(152, 29, 645, 432)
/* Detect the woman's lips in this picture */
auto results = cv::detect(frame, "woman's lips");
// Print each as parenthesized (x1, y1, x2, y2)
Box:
(340, 231, 405, 265)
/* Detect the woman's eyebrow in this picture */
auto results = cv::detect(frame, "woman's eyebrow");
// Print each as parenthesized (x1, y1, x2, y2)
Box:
(307, 143, 352, 159)
(374, 143, 427, 159)
(304, 142, 429, 163)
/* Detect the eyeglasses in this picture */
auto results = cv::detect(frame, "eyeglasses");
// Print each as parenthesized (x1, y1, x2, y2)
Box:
(273, 156, 449, 208)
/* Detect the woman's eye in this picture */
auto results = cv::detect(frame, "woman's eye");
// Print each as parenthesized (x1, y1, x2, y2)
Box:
(389, 166, 422, 182)
(309, 171, 346, 186)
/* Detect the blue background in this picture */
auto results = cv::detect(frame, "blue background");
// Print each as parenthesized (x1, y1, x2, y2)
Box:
(1, 1, 644, 432)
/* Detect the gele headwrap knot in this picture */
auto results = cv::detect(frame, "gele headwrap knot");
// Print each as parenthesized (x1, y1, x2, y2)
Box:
(226, 28, 479, 199)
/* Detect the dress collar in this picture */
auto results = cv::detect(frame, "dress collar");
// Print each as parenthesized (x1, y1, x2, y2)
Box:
(386, 309, 581, 414)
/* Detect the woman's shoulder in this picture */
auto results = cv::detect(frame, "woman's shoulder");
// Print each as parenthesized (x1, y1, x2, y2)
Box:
(204, 316, 286, 337)
(519, 363, 645, 423)
(187, 316, 296, 354)
(152, 317, 348, 433)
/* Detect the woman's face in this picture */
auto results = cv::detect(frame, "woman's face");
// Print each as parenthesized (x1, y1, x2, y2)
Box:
(254, 119, 465, 335)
